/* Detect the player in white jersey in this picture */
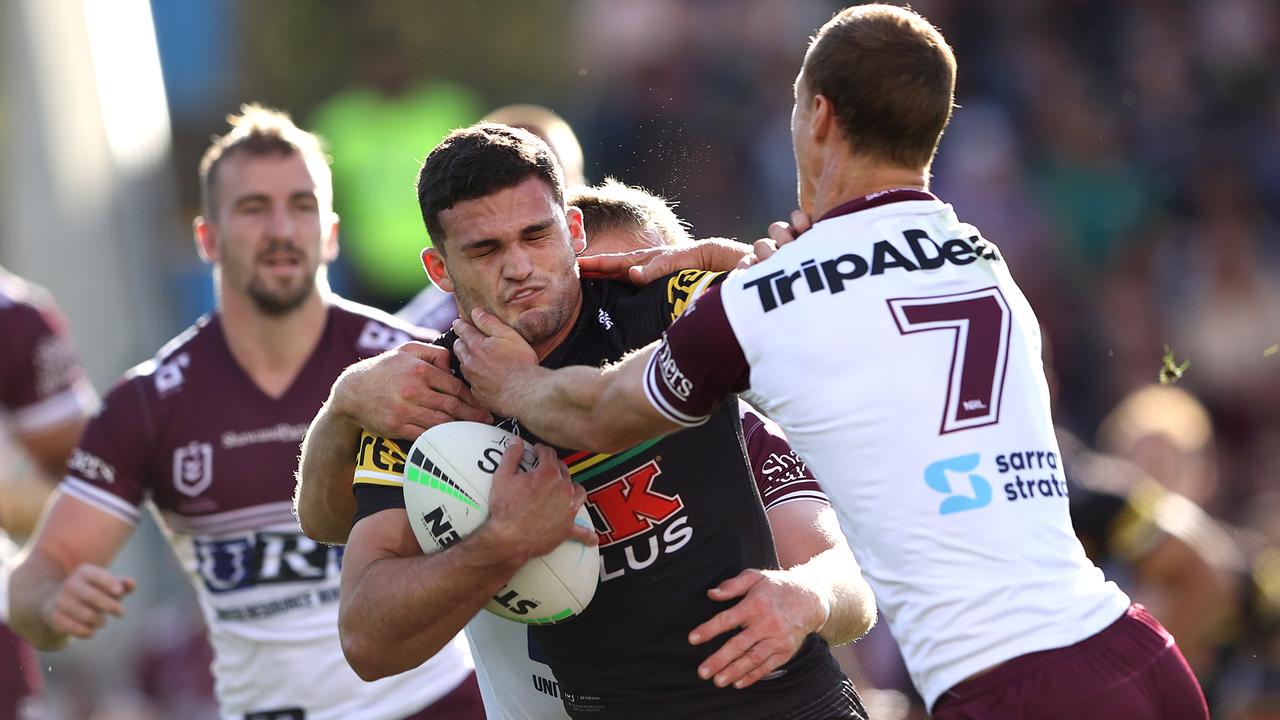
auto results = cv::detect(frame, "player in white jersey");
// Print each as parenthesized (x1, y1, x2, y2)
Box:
(8, 105, 484, 720)
(450, 6, 1210, 719)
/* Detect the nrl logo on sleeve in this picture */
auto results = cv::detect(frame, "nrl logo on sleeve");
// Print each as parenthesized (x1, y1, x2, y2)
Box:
(173, 441, 214, 497)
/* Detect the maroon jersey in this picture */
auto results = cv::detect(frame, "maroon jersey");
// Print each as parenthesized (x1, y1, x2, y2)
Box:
(59, 299, 474, 720)
(0, 269, 96, 438)
(0, 269, 93, 720)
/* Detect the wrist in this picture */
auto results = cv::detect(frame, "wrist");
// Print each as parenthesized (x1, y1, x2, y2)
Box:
(470, 521, 531, 573)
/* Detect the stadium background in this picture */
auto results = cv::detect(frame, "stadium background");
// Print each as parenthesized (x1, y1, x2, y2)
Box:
(1, 0, 1277, 717)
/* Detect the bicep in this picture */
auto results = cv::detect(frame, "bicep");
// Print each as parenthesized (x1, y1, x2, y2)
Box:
(766, 500, 846, 570)
(18, 416, 87, 477)
(27, 490, 134, 571)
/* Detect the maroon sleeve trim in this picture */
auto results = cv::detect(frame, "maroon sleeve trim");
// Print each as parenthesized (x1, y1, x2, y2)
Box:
(642, 285, 749, 427)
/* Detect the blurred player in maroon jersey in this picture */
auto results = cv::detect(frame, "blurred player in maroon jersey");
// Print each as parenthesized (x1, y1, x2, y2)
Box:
(0, 267, 97, 720)
(7, 105, 488, 720)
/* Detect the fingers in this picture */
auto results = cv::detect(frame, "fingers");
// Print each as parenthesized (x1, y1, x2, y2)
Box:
(713, 646, 789, 689)
(496, 437, 525, 476)
(707, 568, 764, 603)
(48, 566, 133, 639)
(767, 221, 795, 246)
(790, 209, 813, 235)
(689, 601, 746, 646)
(470, 307, 517, 338)
(395, 341, 447, 365)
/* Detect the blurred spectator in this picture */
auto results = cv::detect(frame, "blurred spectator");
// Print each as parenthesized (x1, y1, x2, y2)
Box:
(310, 48, 482, 309)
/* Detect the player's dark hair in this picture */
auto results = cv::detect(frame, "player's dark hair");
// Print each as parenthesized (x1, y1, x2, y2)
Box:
(199, 103, 330, 218)
(802, 4, 956, 169)
(569, 179, 691, 248)
(416, 123, 565, 252)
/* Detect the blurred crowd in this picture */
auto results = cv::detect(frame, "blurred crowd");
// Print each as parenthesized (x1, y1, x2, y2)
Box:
(9, 0, 1279, 717)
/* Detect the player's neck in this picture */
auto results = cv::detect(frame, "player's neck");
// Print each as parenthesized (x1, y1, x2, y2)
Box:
(529, 289, 585, 362)
(217, 286, 330, 399)
(808, 154, 929, 220)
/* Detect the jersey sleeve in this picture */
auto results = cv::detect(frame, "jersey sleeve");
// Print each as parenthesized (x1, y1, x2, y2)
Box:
(643, 284, 750, 427)
(739, 404, 827, 510)
(352, 431, 411, 524)
(59, 380, 152, 525)
(0, 301, 96, 435)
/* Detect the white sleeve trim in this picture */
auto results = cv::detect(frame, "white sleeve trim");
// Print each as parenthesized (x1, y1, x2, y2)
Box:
(642, 349, 711, 428)
(60, 477, 140, 525)
(13, 380, 97, 435)
(762, 492, 831, 512)
(353, 469, 407, 486)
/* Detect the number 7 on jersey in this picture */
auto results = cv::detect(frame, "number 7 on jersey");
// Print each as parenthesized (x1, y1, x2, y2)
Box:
(887, 287, 1012, 435)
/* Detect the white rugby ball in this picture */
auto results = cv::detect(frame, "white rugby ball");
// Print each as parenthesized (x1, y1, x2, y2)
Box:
(403, 421, 598, 624)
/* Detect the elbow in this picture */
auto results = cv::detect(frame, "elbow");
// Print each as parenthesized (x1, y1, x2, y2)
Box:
(340, 625, 397, 682)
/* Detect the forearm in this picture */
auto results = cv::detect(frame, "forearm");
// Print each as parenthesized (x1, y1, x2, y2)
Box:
(295, 403, 362, 544)
(506, 359, 665, 453)
(784, 545, 876, 646)
(340, 526, 525, 680)
(8, 550, 70, 650)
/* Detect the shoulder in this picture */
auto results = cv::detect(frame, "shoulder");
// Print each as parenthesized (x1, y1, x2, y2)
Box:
(330, 296, 438, 357)
(0, 272, 70, 344)
(107, 314, 215, 404)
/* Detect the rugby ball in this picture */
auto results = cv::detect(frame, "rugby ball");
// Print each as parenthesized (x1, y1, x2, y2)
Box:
(402, 421, 599, 624)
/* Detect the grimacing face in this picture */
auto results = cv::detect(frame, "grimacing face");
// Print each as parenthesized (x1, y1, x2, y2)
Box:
(431, 176, 584, 351)
(206, 151, 336, 315)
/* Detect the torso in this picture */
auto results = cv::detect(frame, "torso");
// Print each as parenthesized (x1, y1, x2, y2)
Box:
(715, 192, 1131, 708)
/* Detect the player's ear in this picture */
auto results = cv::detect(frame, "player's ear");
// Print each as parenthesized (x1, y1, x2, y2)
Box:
(422, 247, 454, 293)
(193, 216, 217, 264)
(811, 93, 834, 144)
(566, 206, 587, 256)
(322, 212, 340, 263)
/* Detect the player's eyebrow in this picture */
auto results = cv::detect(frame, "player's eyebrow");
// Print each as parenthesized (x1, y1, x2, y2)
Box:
(458, 218, 557, 252)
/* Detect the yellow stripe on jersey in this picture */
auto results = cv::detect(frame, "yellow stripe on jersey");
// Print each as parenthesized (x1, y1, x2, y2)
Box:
(666, 270, 725, 322)
(353, 431, 410, 487)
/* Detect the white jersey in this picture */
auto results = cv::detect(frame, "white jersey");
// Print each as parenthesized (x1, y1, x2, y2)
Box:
(643, 190, 1130, 709)
(396, 284, 459, 334)
(465, 614, 569, 720)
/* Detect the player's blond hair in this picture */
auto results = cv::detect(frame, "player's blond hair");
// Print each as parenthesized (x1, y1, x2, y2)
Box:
(1097, 385, 1214, 456)
(198, 103, 332, 218)
(569, 179, 691, 249)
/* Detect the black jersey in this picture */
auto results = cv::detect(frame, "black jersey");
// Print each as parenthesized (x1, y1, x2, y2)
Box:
(354, 272, 850, 720)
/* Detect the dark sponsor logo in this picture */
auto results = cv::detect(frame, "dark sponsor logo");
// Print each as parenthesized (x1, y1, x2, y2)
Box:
(747, 231, 1001, 312)
(995, 450, 1067, 502)
(195, 532, 343, 594)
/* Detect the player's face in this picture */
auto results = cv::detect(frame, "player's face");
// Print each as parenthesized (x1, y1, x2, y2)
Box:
(791, 69, 818, 216)
(204, 152, 337, 316)
(435, 177, 584, 352)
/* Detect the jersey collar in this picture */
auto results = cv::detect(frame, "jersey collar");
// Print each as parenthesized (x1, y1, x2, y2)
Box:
(818, 188, 938, 223)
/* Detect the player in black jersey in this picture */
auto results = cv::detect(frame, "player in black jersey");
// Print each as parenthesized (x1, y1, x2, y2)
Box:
(296, 125, 873, 719)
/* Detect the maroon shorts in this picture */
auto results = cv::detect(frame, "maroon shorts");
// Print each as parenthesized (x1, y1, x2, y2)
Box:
(400, 672, 485, 720)
(0, 623, 42, 720)
(932, 604, 1208, 720)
